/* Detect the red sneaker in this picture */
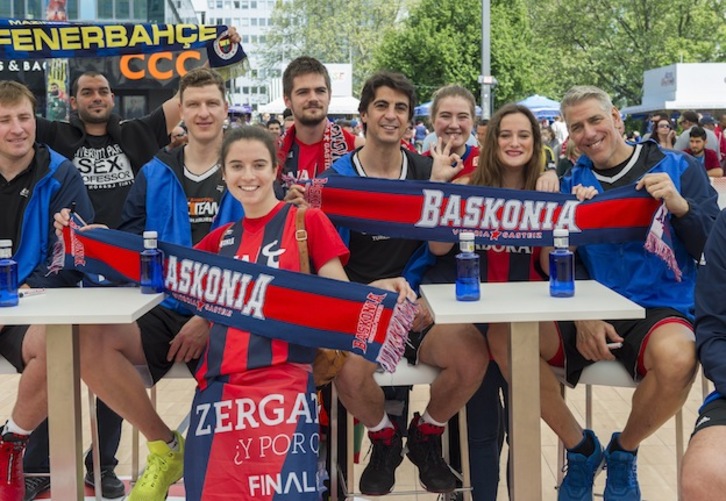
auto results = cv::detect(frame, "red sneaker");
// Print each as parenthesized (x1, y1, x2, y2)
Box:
(0, 431, 28, 501)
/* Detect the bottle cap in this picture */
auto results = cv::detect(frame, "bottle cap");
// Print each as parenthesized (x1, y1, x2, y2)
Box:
(459, 231, 475, 241)
(0, 239, 12, 248)
(553, 229, 569, 238)
(143, 231, 158, 239)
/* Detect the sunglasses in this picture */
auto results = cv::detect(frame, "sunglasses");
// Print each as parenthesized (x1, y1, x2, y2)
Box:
(657, 124, 670, 129)
(173, 133, 186, 138)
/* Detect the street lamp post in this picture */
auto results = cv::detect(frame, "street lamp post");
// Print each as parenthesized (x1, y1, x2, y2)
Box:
(480, 0, 492, 119)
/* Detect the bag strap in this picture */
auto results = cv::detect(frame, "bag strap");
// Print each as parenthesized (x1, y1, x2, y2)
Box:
(295, 206, 310, 274)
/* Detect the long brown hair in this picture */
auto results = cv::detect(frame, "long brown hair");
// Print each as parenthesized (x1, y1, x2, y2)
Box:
(469, 103, 543, 190)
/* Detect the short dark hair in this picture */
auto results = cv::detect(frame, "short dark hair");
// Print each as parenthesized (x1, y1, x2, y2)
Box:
(681, 110, 700, 125)
(358, 71, 416, 132)
(71, 71, 107, 97)
(689, 126, 707, 141)
(0, 81, 37, 111)
(179, 67, 226, 102)
(282, 56, 330, 98)
(266, 118, 281, 128)
(477, 119, 489, 127)
(221, 125, 278, 171)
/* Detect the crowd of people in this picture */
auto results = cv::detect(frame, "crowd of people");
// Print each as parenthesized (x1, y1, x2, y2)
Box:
(1, 46, 726, 501)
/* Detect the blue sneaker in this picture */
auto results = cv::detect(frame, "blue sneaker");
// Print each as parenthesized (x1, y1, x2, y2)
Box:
(604, 433, 641, 500)
(558, 429, 604, 501)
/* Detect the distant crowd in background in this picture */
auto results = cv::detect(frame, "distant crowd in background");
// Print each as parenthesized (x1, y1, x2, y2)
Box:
(226, 105, 726, 183)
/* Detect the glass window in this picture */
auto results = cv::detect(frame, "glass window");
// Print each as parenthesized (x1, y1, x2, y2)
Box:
(225, 17, 231, 25)
(241, 18, 249, 26)
(225, 0, 231, 7)
(233, 1, 240, 7)
(242, 35, 249, 43)
(0, 2, 12, 17)
(241, 0, 249, 8)
(67, 0, 78, 20)
(243, 87, 250, 94)
(259, 86, 267, 95)
(117, 0, 130, 18)
(251, 35, 257, 43)
(216, 0, 223, 7)
(208, 0, 214, 6)
(251, 1, 257, 8)
(98, 0, 113, 19)
(28, 0, 43, 19)
(133, 0, 147, 19)
(258, 35, 266, 43)
(251, 18, 257, 26)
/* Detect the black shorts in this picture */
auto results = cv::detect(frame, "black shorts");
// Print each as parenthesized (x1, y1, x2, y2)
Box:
(691, 397, 726, 439)
(404, 323, 488, 365)
(403, 325, 434, 365)
(0, 324, 30, 372)
(138, 305, 199, 384)
(557, 307, 691, 386)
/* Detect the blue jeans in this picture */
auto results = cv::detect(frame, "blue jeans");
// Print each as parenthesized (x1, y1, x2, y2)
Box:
(449, 363, 508, 500)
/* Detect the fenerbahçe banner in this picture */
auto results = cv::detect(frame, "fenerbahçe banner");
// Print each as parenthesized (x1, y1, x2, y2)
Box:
(0, 19, 247, 76)
(59, 222, 415, 372)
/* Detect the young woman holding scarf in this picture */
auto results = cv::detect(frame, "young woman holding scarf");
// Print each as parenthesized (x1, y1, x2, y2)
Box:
(185, 126, 415, 500)
(424, 103, 559, 500)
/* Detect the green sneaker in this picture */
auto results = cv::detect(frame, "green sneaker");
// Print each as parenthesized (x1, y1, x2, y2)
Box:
(129, 431, 184, 501)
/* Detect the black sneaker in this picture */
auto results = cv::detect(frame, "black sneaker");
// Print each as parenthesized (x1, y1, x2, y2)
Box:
(359, 426, 404, 496)
(23, 476, 51, 501)
(84, 469, 126, 499)
(406, 412, 457, 493)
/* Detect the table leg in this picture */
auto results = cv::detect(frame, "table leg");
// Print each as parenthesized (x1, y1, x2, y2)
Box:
(46, 324, 83, 500)
(508, 321, 542, 500)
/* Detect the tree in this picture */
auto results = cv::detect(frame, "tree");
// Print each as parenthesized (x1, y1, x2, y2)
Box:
(371, 0, 555, 107)
(528, 0, 726, 106)
(262, 0, 405, 94)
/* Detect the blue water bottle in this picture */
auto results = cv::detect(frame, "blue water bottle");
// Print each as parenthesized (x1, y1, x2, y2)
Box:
(140, 231, 164, 294)
(549, 229, 575, 297)
(0, 239, 18, 307)
(456, 231, 480, 301)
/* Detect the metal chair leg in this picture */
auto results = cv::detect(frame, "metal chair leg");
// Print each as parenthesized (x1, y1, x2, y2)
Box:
(86, 388, 102, 501)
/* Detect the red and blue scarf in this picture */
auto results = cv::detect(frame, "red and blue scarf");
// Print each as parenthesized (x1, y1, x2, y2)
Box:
(278, 122, 350, 185)
(305, 176, 681, 278)
(59, 223, 415, 371)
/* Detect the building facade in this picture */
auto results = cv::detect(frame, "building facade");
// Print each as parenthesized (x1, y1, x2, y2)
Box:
(196, 0, 275, 110)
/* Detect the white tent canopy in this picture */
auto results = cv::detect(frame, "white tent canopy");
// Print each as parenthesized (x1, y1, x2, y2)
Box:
(256, 97, 285, 114)
(257, 96, 361, 115)
(621, 63, 726, 115)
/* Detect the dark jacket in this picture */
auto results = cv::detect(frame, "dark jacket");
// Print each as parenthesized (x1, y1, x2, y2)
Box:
(16, 144, 94, 288)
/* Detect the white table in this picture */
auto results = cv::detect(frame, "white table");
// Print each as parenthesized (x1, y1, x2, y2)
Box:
(0, 288, 163, 501)
(420, 280, 644, 501)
